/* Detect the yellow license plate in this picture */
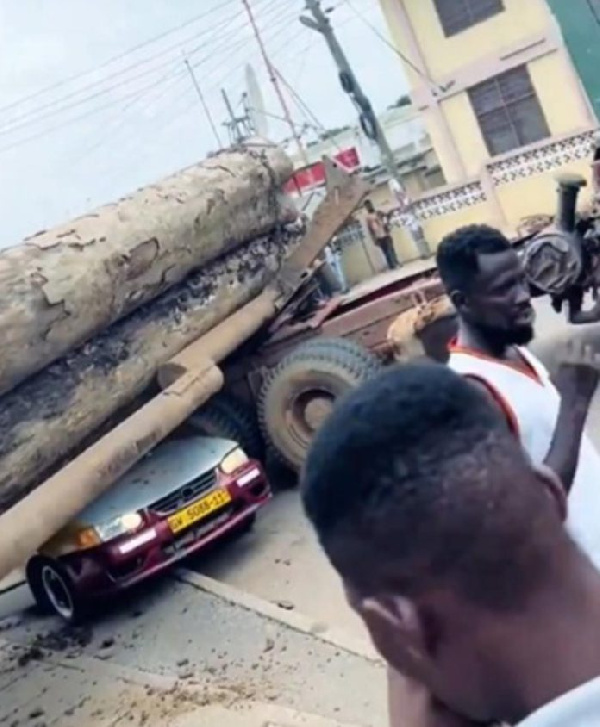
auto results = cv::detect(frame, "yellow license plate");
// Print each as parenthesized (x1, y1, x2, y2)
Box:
(168, 489, 232, 534)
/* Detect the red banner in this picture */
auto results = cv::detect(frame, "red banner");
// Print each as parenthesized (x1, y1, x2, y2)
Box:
(285, 147, 360, 195)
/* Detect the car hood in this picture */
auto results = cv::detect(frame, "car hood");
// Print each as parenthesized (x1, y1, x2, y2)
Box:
(77, 435, 237, 527)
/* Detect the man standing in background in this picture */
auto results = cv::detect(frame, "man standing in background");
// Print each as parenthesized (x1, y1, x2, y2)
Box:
(364, 199, 400, 270)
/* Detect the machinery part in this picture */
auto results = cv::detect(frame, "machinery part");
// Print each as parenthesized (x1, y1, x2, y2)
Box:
(388, 296, 456, 363)
(521, 230, 582, 295)
(555, 173, 586, 233)
(258, 338, 381, 471)
(26, 556, 86, 625)
(521, 174, 587, 296)
(0, 141, 292, 396)
(189, 392, 264, 460)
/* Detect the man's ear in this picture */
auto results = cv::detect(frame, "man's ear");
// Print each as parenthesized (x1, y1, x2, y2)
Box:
(345, 584, 433, 680)
(535, 465, 568, 522)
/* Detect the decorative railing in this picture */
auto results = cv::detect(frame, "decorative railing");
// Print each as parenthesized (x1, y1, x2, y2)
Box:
(488, 129, 595, 185)
(389, 128, 597, 225)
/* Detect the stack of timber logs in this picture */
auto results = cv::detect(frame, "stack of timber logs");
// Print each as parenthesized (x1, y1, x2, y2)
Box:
(0, 140, 297, 511)
(0, 140, 292, 393)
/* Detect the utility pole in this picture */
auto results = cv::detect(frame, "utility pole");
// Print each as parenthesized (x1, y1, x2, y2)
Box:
(301, 0, 430, 259)
(183, 54, 222, 150)
(221, 89, 252, 145)
(241, 0, 309, 167)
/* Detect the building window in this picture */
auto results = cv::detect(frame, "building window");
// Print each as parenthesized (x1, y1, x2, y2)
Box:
(433, 0, 504, 37)
(468, 66, 550, 156)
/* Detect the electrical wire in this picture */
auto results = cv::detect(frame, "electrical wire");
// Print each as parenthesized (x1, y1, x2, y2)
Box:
(0, 0, 288, 156)
(197, 6, 301, 98)
(77, 4, 299, 168)
(71, 71, 191, 167)
(0, 0, 278, 138)
(274, 68, 338, 144)
(0, 0, 239, 116)
(341, 0, 440, 88)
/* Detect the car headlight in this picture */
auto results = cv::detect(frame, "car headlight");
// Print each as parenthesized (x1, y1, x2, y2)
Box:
(220, 447, 249, 474)
(94, 512, 144, 542)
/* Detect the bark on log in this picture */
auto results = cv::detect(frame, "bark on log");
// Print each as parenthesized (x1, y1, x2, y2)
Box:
(0, 140, 292, 395)
(0, 230, 298, 511)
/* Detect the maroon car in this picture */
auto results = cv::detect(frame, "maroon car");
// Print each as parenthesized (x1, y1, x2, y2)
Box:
(26, 433, 270, 623)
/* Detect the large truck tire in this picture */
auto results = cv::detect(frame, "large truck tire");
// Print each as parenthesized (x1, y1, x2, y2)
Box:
(258, 338, 381, 471)
(188, 392, 264, 461)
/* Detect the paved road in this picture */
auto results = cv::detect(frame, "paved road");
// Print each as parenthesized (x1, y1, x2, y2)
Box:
(0, 576, 384, 726)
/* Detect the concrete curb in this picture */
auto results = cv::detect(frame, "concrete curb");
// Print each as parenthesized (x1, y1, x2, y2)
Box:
(175, 568, 380, 663)
(0, 570, 25, 595)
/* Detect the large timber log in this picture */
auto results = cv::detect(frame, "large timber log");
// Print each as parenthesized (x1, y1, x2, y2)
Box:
(0, 230, 298, 511)
(0, 140, 292, 396)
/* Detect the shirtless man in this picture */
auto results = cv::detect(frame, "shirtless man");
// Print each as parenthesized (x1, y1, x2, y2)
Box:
(365, 200, 400, 271)
(302, 363, 600, 726)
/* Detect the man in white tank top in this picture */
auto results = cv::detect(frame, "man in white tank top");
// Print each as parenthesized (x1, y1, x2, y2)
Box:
(436, 223, 600, 567)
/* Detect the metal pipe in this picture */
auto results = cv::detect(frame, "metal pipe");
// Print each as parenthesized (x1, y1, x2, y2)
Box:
(556, 173, 586, 233)
(0, 363, 224, 580)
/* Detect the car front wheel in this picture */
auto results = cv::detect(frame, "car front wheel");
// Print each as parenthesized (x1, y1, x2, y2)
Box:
(26, 557, 86, 625)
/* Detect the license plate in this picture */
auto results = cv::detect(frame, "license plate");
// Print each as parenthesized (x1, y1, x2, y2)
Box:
(168, 489, 232, 534)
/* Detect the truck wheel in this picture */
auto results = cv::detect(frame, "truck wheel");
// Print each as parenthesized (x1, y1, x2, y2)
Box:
(258, 338, 381, 471)
(288, 336, 379, 365)
(26, 557, 86, 625)
(188, 392, 264, 460)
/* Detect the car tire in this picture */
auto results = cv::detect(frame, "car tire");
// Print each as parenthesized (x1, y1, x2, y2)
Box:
(188, 392, 264, 460)
(26, 557, 87, 625)
(258, 338, 381, 471)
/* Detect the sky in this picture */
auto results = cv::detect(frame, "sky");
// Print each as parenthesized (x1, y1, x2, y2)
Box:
(0, 0, 409, 247)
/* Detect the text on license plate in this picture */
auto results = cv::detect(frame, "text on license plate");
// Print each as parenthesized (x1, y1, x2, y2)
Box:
(168, 489, 232, 534)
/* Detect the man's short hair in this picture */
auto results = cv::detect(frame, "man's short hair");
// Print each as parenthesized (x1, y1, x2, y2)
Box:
(436, 224, 511, 294)
(302, 363, 563, 611)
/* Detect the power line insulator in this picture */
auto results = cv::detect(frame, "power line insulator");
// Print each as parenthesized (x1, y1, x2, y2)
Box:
(338, 71, 355, 95)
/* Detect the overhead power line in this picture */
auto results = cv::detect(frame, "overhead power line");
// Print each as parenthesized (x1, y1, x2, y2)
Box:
(184, 54, 222, 148)
(0, 0, 278, 137)
(0, 0, 239, 116)
(71, 3, 300, 167)
(341, 0, 441, 88)
(0, 0, 291, 155)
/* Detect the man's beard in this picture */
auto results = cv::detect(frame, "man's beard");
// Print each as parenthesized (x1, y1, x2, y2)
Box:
(476, 321, 534, 351)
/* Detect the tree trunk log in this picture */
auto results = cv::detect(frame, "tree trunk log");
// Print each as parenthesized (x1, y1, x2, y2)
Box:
(0, 140, 292, 395)
(0, 230, 297, 511)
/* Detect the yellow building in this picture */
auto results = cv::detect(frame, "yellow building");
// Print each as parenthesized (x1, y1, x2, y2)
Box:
(378, 0, 598, 250)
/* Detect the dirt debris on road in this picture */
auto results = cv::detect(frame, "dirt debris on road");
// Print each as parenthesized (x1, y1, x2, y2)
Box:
(0, 576, 385, 726)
